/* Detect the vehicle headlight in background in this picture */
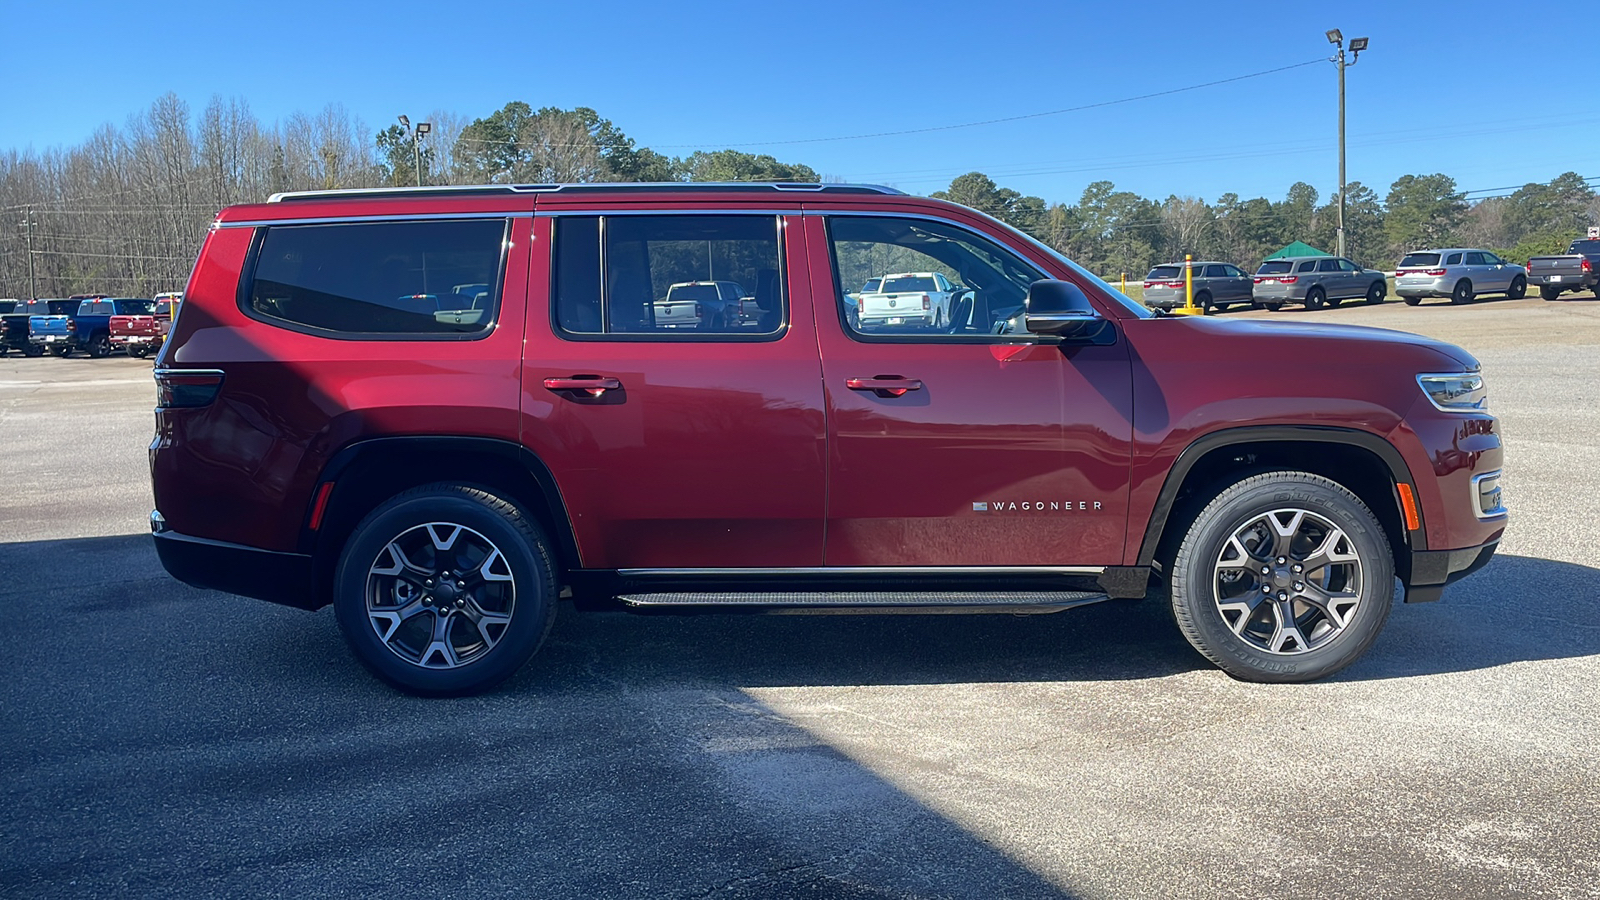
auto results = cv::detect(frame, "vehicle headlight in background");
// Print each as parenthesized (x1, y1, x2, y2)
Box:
(1417, 371, 1488, 412)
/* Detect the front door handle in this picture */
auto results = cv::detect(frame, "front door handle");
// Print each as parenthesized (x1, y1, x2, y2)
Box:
(544, 376, 623, 397)
(846, 376, 923, 398)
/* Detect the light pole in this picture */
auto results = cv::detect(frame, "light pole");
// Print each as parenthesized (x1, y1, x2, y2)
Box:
(19, 206, 37, 300)
(397, 115, 433, 187)
(1326, 29, 1368, 260)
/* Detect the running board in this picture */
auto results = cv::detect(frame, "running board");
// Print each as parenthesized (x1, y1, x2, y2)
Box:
(616, 590, 1110, 615)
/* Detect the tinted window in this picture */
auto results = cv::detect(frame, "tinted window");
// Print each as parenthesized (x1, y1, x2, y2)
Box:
(1445, 253, 1462, 265)
(1297, 261, 1318, 273)
(1203, 265, 1228, 277)
(881, 276, 939, 293)
(829, 216, 1046, 340)
(248, 219, 507, 335)
(47, 301, 78, 315)
(1463, 252, 1486, 265)
(552, 215, 783, 339)
(1257, 261, 1293, 275)
(1572, 240, 1600, 254)
(1317, 258, 1340, 272)
(860, 278, 881, 293)
(1225, 265, 1246, 277)
(1338, 259, 1360, 272)
(1400, 253, 1441, 267)
(1148, 265, 1184, 279)
(116, 300, 157, 315)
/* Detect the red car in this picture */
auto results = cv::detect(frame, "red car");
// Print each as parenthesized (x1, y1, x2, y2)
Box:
(149, 183, 1504, 695)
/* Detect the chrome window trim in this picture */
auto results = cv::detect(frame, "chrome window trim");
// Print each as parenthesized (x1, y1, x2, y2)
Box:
(217, 211, 532, 229)
(617, 566, 1106, 577)
(535, 208, 802, 218)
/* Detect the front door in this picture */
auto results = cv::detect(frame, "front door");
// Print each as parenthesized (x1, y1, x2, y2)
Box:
(805, 213, 1132, 568)
(520, 212, 827, 570)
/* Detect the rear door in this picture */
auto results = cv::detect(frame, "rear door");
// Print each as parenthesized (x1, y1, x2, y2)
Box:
(520, 211, 827, 570)
(805, 212, 1132, 568)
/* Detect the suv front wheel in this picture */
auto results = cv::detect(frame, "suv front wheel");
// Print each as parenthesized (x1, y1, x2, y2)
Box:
(1167, 471, 1393, 683)
(333, 483, 558, 696)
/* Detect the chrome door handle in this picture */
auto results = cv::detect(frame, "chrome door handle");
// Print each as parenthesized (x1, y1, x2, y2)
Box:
(845, 376, 923, 398)
(544, 376, 622, 397)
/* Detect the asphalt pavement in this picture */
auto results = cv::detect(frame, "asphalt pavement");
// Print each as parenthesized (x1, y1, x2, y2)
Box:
(1, 294, 1597, 899)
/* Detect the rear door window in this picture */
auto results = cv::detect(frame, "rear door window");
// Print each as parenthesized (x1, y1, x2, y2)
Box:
(246, 218, 508, 337)
(1463, 252, 1486, 265)
(1317, 259, 1340, 272)
(1203, 265, 1228, 278)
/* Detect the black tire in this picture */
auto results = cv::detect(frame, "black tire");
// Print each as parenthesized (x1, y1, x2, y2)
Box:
(24, 345, 43, 358)
(1366, 281, 1386, 304)
(1403, 295, 1423, 307)
(1540, 284, 1560, 301)
(1450, 280, 1473, 305)
(333, 483, 559, 696)
(1507, 276, 1526, 300)
(130, 345, 149, 359)
(1167, 470, 1394, 683)
(51, 343, 71, 358)
(88, 334, 111, 358)
(1195, 291, 1213, 314)
(1263, 301, 1284, 312)
(1305, 287, 1326, 310)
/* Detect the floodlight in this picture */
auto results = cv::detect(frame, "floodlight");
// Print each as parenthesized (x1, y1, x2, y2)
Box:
(1349, 36, 1369, 52)
(416, 122, 432, 136)
(398, 114, 410, 128)
(1325, 28, 1342, 44)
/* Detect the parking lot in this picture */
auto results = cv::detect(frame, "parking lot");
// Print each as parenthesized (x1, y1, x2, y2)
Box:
(2, 293, 1598, 899)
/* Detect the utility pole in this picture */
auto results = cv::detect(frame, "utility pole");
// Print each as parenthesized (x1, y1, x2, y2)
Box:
(22, 206, 36, 300)
(1326, 30, 1368, 259)
(397, 115, 433, 187)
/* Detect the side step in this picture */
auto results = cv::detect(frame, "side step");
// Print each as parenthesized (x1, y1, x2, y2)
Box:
(616, 590, 1109, 615)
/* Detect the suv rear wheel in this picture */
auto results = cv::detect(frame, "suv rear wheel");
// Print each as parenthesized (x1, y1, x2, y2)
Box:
(333, 483, 558, 696)
(1451, 280, 1473, 304)
(1305, 287, 1326, 310)
(1167, 471, 1393, 683)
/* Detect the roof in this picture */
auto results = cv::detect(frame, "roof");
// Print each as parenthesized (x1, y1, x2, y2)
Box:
(1264, 241, 1328, 259)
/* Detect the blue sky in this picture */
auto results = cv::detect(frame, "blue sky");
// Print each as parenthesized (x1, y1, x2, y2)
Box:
(2, 0, 1595, 207)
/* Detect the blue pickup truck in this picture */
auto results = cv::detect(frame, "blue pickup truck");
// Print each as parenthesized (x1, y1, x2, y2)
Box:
(70, 297, 158, 358)
(0, 299, 78, 357)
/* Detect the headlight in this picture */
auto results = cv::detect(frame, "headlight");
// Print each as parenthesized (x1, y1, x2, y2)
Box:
(1417, 371, 1487, 412)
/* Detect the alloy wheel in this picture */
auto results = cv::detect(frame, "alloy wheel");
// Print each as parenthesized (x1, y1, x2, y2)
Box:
(1212, 508, 1363, 655)
(365, 521, 516, 669)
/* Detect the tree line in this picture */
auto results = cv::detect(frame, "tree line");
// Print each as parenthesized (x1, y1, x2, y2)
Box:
(2, 93, 1596, 299)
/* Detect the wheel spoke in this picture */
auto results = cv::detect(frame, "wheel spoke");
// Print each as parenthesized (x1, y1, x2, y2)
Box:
(368, 597, 428, 643)
(477, 547, 513, 583)
(1216, 533, 1262, 570)
(461, 599, 512, 650)
(1268, 600, 1312, 653)
(1267, 510, 1305, 556)
(1218, 591, 1268, 635)
(418, 613, 460, 668)
(1301, 529, 1358, 575)
(425, 523, 463, 552)
(1299, 584, 1360, 629)
(371, 541, 430, 578)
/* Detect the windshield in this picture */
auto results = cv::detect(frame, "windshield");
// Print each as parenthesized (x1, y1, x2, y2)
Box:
(1399, 253, 1441, 267)
(881, 276, 938, 293)
(1257, 261, 1294, 275)
(1147, 266, 1183, 280)
(664, 284, 720, 302)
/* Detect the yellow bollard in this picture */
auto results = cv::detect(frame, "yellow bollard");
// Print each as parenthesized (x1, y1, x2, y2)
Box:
(1173, 253, 1204, 315)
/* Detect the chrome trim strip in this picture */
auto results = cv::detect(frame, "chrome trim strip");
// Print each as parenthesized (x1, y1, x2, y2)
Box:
(617, 566, 1106, 577)
(216, 212, 530, 229)
(153, 367, 226, 377)
(535, 208, 801, 217)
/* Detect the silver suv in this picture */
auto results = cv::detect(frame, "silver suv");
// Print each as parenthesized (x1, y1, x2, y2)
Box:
(1141, 262, 1253, 312)
(1251, 256, 1387, 311)
(1394, 249, 1527, 306)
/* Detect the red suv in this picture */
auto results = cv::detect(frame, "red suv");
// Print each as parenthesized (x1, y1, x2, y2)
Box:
(149, 183, 1505, 695)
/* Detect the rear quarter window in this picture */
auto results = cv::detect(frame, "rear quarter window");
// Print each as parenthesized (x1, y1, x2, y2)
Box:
(245, 219, 508, 337)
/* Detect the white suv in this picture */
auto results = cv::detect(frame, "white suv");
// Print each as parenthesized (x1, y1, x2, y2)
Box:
(1394, 249, 1528, 306)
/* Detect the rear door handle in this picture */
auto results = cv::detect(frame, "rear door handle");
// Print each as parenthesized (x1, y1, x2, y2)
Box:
(846, 376, 923, 398)
(544, 376, 623, 397)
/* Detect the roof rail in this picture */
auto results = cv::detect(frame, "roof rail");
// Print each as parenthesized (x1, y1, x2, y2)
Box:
(267, 182, 905, 203)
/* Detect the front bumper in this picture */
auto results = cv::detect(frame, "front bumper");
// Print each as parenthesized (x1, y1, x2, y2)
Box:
(151, 510, 320, 610)
(1404, 540, 1498, 603)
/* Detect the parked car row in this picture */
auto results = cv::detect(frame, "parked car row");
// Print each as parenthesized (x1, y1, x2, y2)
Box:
(1140, 240, 1597, 314)
(0, 292, 179, 358)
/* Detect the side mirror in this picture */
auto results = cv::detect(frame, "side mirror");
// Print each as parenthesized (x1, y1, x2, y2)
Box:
(1024, 280, 1108, 342)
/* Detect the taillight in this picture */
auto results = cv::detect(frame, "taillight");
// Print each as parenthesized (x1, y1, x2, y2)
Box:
(68, 320, 76, 332)
(1584, 258, 1593, 273)
(1143, 281, 1156, 289)
(1253, 277, 1264, 284)
(1164, 281, 1186, 289)
(155, 369, 225, 409)
(1279, 276, 1299, 284)
(1394, 270, 1409, 277)
(921, 294, 931, 310)
(1424, 269, 1446, 276)
(694, 302, 704, 317)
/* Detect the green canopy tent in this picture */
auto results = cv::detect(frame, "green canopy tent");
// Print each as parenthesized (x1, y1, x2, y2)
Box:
(1265, 241, 1328, 259)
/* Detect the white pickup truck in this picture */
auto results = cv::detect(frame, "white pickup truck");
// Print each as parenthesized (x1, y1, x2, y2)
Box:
(855, 272, 956, 330)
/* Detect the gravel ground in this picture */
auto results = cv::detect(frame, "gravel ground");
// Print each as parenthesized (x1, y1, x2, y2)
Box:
(1, 294, 1596, 900)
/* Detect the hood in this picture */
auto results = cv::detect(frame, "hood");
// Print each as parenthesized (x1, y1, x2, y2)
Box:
(1178, 315, 1479, 370)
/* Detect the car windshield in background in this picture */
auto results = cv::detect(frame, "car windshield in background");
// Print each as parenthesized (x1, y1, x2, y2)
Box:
(1148, 266, 1183, 279)
(1257, 261, 1294, 275)
(882, 276, 937, 292)
(666, 284, 721, 301)
(1400, 253, 1441, 267)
